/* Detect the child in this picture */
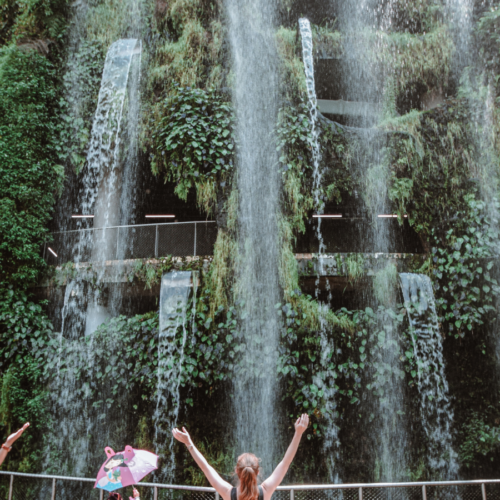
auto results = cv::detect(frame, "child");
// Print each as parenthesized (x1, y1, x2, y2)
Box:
(107, 488, 140, 500)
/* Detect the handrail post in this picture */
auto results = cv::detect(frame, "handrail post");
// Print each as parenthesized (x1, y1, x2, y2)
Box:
(116, 226, 120, 260)
(51, 477, 56, 500)
(482, 483, 487, 500)
(422, 485, 427, 500)
(290, 489, 294, 500)
(8, 474, 13, 500)
(358, 486, 362, 500)
(194, 222, 197, 257)
(154, 486, 158, 500)
(155, 225, 159, 258)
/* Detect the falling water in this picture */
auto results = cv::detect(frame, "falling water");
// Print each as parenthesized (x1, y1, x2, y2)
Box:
(400, 273, 459, 481)
(225, 0, 281, 472)
(445, 0, 475, 73)
(81, 39, 141, 258)
(81, 39, 141, 333)
(46, 277, 92, 476)
(154, 271, 193, 481)
(299, 18, 341, 484)
(448, 0, 500, 370)
(325, 0, 410, 482)
(45, 39, 142, 477)
(368, 305, 409, 488)
(299, 18, 328, 267)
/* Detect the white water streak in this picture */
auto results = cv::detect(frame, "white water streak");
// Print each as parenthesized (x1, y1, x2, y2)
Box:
(299, 19, 341, 484)
(46, 40, 142, 478)
(154, 271, 193, 482)
(400, 273, 459, 480)
(226, 0, 281, 473)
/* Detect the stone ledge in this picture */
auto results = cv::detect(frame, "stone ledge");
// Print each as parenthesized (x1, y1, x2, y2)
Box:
(296, 253, 428, 277)
(37, 253, 427, 288)
(37, 256, 213, 287)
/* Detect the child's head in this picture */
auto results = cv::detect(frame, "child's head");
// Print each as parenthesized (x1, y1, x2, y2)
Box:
(108, 493, 122, 500)
(104, 454, 129, 472)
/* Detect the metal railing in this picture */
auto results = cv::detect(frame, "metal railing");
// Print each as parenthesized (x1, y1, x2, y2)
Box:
(42, 221, 218, 266)
(1, 471, 500, 500)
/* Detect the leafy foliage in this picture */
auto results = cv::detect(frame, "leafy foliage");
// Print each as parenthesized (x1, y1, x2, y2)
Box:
(0, 286, 53, 471)
(431, 197, 500, 337)
(476, 5, 500, 96)
(460, 411, 500, 468)
(384, 101, 500, 338)
(58, 40, 104, 173)
(276, 104, 354, 234)
(0, 47, 64, 286)
(152, 86, 235, 201)
(0, 0, 67, 45)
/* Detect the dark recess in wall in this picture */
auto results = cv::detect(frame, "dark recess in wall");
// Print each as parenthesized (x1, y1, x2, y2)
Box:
(279, 0, 338, 27)
(50, 152, 210, 234)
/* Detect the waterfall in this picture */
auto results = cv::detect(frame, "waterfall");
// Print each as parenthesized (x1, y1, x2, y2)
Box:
(226, 0, 281, 472)
(400, 273, 459, 480)
(47, 278, 92, 476)
(368, 305, 409, 488)
(299, 18, 341, 484)
(445, 0, 474, 73)
(79, 39, 141, 335)
(298, 19, 327, 262)
(154, 271, 193, 481)
(45, 39, 142, 477)
(331, 1, 412, 483)
(447, 0, 500, 372)
(80, 38, 141, 262)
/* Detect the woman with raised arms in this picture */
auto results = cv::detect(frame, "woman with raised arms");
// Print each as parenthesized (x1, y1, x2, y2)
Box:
(172, 414, 309, 500)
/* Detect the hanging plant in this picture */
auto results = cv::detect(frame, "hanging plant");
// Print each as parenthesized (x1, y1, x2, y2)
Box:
(151, 85, 235, 201)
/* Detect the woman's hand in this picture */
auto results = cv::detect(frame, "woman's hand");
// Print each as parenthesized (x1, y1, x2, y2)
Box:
(172, 426, 193, 447)
(294, 414, 309, 435)
(132, 487, 140, 498)
(5, 423, 29, 447)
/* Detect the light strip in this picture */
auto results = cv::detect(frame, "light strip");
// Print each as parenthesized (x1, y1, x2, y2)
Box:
(48, 247, 58, 257)
(312, 214, 342, 218)
(378, 214, 408, 218)
(145, 215, 176, 218)
(72, 215, 94, 218)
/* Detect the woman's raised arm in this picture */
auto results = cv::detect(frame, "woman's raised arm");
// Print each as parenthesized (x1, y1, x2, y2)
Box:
(261, 414, 309, 499)
(172, 427, 233, 500)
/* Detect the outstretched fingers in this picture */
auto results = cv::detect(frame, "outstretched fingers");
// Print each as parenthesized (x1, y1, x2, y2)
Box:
(172, 427, 190, 444)
(294, 413, 309, 434)
(6, 422, 30, 446)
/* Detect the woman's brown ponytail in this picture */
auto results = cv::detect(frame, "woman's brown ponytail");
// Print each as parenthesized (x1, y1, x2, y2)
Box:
(235, 453, 260, 500)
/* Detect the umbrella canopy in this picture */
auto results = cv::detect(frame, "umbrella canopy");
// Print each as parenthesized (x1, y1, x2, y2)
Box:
(95, 445, 158, 492)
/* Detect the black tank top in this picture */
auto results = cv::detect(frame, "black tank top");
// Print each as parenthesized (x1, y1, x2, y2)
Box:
(231, 486, 264, 500)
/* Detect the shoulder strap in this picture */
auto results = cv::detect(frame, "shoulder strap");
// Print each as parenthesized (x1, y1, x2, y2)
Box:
(232, 486, 263, 500)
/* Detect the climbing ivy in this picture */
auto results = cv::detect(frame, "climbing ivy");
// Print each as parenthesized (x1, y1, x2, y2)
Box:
(431, 197, 500, 338)
(0, 46, 64, 286)
(58, 40, 105, 173)
(151, 86, 235, 201)
(0, 0, 68, 46)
